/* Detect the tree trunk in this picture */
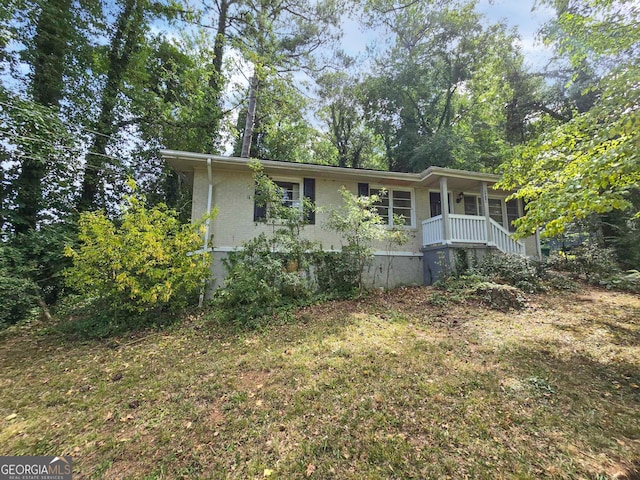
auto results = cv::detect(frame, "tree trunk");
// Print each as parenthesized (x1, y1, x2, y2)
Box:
(240, 75, 259, 158)
(14, 0, 72, 233)
(206, 0, 232, 153)
(78, 0, 145, 212)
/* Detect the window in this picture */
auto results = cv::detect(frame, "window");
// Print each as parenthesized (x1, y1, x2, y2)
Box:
(462, 195, 520, 231)
(392, 190, 412, 225)
(254, 177, 315, 224)
(464, 195, 482, 216)
(370, 187, 389, 223)
(274, 181, 301, 210)
(506, 199, 519, 232)
(488, 198, 503, 226)
(429, 191, 453, 217)
(371, 187, 414, 227)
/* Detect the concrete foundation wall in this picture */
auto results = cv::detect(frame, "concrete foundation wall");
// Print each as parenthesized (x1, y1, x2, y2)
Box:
(422, 244, 498, 285)
(205, 250, 423, 297)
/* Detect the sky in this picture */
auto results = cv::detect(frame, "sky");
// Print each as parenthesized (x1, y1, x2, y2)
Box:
(339, 0, 556, 70)
(476, 0, 555, 68)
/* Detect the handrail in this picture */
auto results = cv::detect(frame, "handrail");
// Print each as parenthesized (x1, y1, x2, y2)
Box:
(489, 218, 525, 255)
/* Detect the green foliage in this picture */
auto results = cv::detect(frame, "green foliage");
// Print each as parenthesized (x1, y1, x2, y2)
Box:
(470, 253, 545, 293)
(13, 222, 77, 305)
(316, 70, 385, 169)
(360, 0, 528, 172)
(499, 0, 640, 238)
(50, 294, 183, 339)
(598, 270, 640, 294)
(64, 184, 210, 316)
(0, 244, 38, 327)
(312, 250, 360, 297)
(545, 242, 621, 283)
(473, 282, 527, 312)
(216, 234, 315, 327)
(215, 164, 319, 326)
(326, 187, 402, 292)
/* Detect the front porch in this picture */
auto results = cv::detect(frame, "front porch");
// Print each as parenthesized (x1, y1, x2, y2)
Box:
(420, 173, 526, 256)
(422, 214, 525, 255)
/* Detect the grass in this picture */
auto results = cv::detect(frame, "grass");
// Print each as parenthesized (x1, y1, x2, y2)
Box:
(1, 286, 639, 479)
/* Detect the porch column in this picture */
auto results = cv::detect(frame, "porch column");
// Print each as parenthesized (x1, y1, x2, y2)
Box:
(481, 181, 493, 245)
(440, 176, 451, 244)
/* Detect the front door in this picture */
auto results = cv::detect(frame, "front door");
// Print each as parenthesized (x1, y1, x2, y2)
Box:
(429, 192, 452, 217)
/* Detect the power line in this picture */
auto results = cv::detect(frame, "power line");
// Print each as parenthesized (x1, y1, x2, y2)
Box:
(0, 100, 123, 144)
(1, 132, 124, 163)
(4, 152, 105, 171)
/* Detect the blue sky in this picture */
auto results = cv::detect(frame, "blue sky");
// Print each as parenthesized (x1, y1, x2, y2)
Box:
(476, 0, 555, 68)
(339, 0, 555, 70)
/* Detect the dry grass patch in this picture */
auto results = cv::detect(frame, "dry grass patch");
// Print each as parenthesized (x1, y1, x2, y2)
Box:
(0, 286, 639, 479)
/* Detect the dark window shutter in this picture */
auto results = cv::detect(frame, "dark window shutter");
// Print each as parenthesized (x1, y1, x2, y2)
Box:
(303, 178, 316, 225)
(253, 182, 267, 222)
(358, 182, 369, 197)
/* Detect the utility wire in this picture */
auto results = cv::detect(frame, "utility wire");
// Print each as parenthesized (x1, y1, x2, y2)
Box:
(0, 100, 123, 144)
(1, 132, 123, 163)
(5, 152, 107, 171)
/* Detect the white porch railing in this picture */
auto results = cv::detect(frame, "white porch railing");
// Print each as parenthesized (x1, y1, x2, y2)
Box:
(421, 214, 526, 255)
(422, 215, 444, 246)
(490, 218, 526, 255)
(450, 214, 487, 243)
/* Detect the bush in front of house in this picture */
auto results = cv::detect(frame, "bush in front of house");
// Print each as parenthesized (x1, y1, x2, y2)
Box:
(215, 234, 317, 326)
(468, 252, 545, 293)
(64, 184, 211, 320)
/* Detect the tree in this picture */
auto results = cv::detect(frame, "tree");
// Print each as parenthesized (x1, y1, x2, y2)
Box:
(232, 75, 324, 162)
(11, 0, 76, 233)
(316, 70, 384, 169)
(77, 0, 152, 212)
(234, 0, 341, 157)
(360, 0, 527, 173)
(498, 0, 640, 238)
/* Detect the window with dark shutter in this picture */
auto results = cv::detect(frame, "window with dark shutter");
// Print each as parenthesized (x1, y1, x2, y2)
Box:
(303, 178, 315, 225)
(357, 183, 369, 197)
(253, 182, 267, 222)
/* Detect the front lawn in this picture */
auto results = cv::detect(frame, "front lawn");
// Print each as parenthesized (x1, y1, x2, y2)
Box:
(1, 286, 639, 479)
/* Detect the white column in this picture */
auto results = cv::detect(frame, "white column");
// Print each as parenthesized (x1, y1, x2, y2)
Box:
(440, 176, 451, 244)
(481, 181, 493, 245)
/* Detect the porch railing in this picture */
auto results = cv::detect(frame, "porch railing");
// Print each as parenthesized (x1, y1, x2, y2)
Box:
(450, 214, 486, 243)
(490, 218, 526, 255)
(422, 215, 443, 246)
(421, 214, 526, 255)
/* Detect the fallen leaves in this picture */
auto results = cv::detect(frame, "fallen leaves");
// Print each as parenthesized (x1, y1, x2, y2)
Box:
(306, 463, 316, 477)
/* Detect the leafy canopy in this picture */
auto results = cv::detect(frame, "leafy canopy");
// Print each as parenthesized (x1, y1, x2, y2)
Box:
(499, 0, 640, 237)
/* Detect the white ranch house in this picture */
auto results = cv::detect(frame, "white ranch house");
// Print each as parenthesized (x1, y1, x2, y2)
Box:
(162, 151, 541, 289)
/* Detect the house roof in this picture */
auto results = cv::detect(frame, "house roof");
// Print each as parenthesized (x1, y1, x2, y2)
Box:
(160, 150, 508, 191)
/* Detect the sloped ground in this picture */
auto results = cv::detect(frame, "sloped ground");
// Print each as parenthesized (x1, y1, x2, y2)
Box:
(0, 286, 639, 479)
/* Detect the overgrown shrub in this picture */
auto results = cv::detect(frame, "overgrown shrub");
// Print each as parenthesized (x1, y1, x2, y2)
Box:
(326, 187, 408, 292)
(598, 270, 640, 293)
(546, 242, 620, 283)
(0, 245, 38, 327)
(312, 250, 360, 297)
(473, 282, 527, 312)
(64, 185, 211, 317)
(470, 252, 545, 293)
(216, 234, 316, 326)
